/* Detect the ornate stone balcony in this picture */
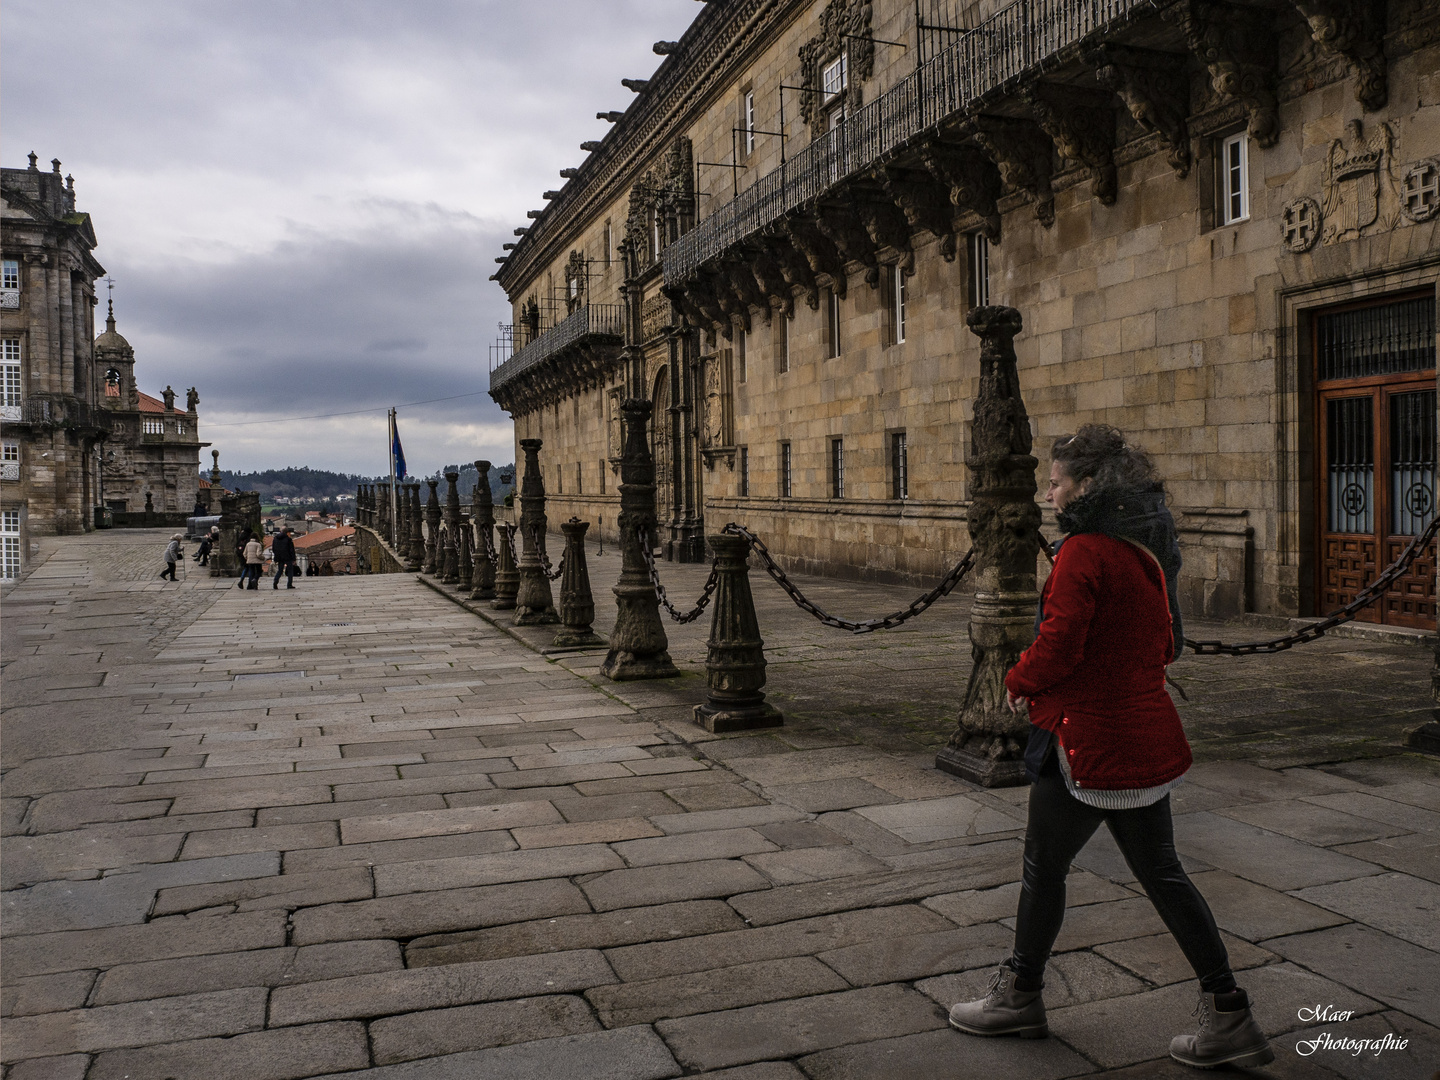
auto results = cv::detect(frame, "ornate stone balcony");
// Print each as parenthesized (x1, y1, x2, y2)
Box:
(487, 303, 625, 414)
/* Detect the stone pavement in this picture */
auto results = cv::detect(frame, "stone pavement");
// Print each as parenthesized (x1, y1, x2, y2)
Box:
(2, 529, 1437, 1079)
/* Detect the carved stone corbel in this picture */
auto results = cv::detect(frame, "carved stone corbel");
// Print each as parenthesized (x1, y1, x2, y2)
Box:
(1088, 44, 1192, 178)
(742, 240, 792, 319)
(720, 255, 769, 319)
(700, 268, 750, 338)
(1290, 0, 1387, 112)
(882, 163, 958, 260)
(814, 198, 880, 285)
(663, 284, 709, 334)
(1167, 0, 1280, 148)
(919, 140, 1003, 242)
(779, 214, 849, 298)
(967, 117, 1056, 228)
(759, 230, 818, 310)
(851, 182, 914, 267)
(1021, 84, 1118, 206)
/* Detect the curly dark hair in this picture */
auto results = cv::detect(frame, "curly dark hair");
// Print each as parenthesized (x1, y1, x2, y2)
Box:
(1051, 424, 1158, 491)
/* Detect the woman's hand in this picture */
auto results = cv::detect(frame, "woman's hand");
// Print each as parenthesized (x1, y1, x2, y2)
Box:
(1005, 689, 1026, 714)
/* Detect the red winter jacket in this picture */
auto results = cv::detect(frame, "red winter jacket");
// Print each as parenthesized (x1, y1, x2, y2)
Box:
(1005, 532, 1191, 790)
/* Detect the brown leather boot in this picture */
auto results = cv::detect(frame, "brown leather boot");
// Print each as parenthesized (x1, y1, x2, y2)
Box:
(1170, 990, 1273, 1069)
(948, 962, 1048, 1039)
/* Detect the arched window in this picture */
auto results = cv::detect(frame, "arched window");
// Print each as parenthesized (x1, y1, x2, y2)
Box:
(104, 369, 122, 398)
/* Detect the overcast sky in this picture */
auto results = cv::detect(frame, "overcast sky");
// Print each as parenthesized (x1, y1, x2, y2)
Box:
(2, 0, 697, 477)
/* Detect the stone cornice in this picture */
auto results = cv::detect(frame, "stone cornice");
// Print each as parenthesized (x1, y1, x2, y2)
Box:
(495, 0, 811, 300)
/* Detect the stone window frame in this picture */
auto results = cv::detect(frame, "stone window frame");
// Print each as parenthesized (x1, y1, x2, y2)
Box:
(1273, 263, 1439, 618)
(830, 437, 845, 499)
(825, 287, 842, 359)
(780, 441, 793, 498)
(890, 430, 909, 500)
(774, 312, 790, 374)
(739, 445, 749, 497)
(741, 85, 756, 159)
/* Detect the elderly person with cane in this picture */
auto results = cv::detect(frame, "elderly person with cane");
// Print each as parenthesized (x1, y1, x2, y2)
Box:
(160, 533, 184, 581)
(948, 425, 1272, 1070)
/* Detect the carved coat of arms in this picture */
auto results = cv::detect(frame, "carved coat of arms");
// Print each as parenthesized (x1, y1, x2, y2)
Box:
(1322, 119, 1398, 244)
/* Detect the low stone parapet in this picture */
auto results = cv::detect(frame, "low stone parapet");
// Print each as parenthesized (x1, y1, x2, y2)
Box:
(354, 524, 407, 574)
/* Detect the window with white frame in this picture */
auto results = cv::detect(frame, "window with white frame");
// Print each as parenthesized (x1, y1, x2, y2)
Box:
(830, 438, 845, 499)
(822, 54, 847, 101)
(2, 442, 17, 462)
(2, 339, 20, 416)
(739, 446, 749, 497)
(894, 265, 907, 344)
(744, 91, 756, 155)
(2, 509, 20, 580)
(780, 442, 792, 498)
(604, 221, 613, 267)
(892, 432, 908, 500)
(967, 233, 990, 309)
(1219, 132, 1249, 225)
(1, 259, 18, 309)
(2, 441, 18, 481)
(826, 288, 841, 358)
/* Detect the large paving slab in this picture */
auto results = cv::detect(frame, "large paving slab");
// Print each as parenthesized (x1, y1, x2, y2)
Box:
(2, 528, 1437, 1076)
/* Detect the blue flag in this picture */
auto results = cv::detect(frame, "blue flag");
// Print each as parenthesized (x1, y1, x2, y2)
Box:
(390, 412, 407, 478)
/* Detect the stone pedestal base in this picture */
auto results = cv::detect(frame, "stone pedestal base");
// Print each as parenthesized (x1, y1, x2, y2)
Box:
(1406, 717, 1440, 756)
(552, 627, 605, 648)
(935, 744, 1027, 788)
(601, 648, 679, 681)
(513, 604, 559, 626)
(694, 701, 783, 734)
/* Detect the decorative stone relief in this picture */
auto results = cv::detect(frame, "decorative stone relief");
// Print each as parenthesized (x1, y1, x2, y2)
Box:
(1021, 84, 1118, 205)
(1289, 0, 1387, 112)
(641, 294, 670, 342)
(967, 116, 1056, 228)
(624, 137, 694, 274)
(1089, 44, 1192, 179)
(797, 0, 874, 131)
(564, 250, 586, 313)
(1400, 160, 1440, 224)
(703, 352, 725, 448)
(1322, 120, 1399, 245)
(1167, 0, 1280, 148)
(1281, 196, 1321, 252)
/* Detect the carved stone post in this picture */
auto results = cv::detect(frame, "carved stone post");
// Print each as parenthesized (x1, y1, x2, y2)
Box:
(207, 450, 222, 514)
(553, 518, 606, 647)
(936, 306, 1041, 788)
(396, 483, 411, 553)
(381, 484, 394, 545)
(457, 511, 473, 591)
(407, 483, 424, 569)
(513, 438, 558, 625)
(423, 479, 441, 573)
(694, 532, 783, 732)
(441, 470, 462, 584)
(492, 523, 519, 610)
(601, 400, 678, 680)
(470, 461, 497, 600)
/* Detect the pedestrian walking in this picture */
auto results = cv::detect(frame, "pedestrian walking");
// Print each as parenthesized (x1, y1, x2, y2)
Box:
(241, 533, 264, 590)
(271, 527, 298, 590)
(160, 533, 184, 581)
(948, 425, 1272, 1070)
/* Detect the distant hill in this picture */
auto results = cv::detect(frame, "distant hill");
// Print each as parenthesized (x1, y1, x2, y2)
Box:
(212, 467, 373, 500)
(429, 463, 516, 503)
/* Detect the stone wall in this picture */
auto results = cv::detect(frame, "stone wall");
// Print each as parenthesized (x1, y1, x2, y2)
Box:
(354, 525, 407, 574)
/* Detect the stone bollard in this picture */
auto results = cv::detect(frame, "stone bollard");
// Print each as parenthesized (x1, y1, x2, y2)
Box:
(376, 485, 389, 545)
(442, 471, 463, 584)
(396, 483, 411, 553)
(553, 518, 606, 648)
(470, 461, 497, 600)
(423, 479, 441, 574)
(694, 532, 783, 732)
(513, 438, 558, 625)
(407, 483, 425, 570)
(602, 400, 678, 680)
(457, 513, 473, 592)
(935, 305, 1041, 788)
(492, 523, 519, 610)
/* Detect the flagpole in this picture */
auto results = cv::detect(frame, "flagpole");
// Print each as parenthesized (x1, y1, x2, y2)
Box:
(389, 408, 398, 547)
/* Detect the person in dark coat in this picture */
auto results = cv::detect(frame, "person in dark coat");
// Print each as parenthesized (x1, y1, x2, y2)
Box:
(948, 425, 1271, 1071)
(271, 527, 298, 590)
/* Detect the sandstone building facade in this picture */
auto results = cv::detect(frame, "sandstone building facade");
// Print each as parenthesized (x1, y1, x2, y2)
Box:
(2, 155, 207, 579)
(489, 0, 1438, 629)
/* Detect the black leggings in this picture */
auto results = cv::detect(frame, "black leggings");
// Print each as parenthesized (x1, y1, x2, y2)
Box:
(1011, 752, 1235, 994)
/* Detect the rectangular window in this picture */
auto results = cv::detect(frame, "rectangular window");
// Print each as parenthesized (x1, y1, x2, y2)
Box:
(744, 90, 756, 155)
(604, 221, 612, 267)
(739, 446, 749, 497)
(775, 314, 789, 374)
(1, 259, 18, 291)
(967, 233, 989, 309)
(1219, 132, 1249, 225)
(2, 442, 18, 462)
(780, 442, 792, 498)
(737, 328, 747, 384)
(892, 432, 908, 500)
(831, 438, 845, 499)
(826, 289, 841, 358)
(1, 510, 19, 581)
(599, 460, 606, 495)
(822, 54, 848, 100)
(894, 266, 907, 344)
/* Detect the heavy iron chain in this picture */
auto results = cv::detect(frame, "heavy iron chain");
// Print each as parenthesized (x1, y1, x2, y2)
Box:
(640, 531, 719, 623)
(527, 526, 565, 581)
(1036, 517, 1440, 656)
(722, 523, 977, 633)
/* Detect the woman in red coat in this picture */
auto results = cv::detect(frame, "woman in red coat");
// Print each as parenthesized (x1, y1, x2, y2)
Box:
(948, 425, 1272, 1070)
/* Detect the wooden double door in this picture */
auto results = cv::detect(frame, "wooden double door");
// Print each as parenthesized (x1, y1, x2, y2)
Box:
(1316, 293, 1436, 628)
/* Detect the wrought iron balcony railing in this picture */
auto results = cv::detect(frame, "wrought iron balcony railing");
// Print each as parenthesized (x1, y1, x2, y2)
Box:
(488, 303, 626, 396)
(663, 0, 1145, 285)
(2, 396, 113, 432)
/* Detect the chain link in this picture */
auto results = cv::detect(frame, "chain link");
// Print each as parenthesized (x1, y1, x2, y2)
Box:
(722, 523, 976, 633)
(640, 532, 719, 623)
(1037, 518, 1439, 656)
(526, 526, 565, 581)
